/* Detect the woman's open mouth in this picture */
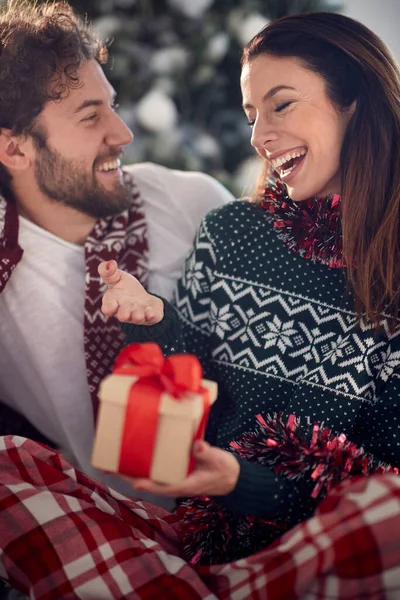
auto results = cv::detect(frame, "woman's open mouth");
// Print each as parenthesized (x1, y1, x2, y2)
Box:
(270, 148, 307, 182)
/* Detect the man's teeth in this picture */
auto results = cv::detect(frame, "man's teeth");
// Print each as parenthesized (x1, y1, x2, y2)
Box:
(97, 159, 121, 172)
(271, 149, 307, 170)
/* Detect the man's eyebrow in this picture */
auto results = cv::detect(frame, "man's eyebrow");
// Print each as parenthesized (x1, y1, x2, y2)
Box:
(73, 92, 117, 114)
(242, 85, 296, 109)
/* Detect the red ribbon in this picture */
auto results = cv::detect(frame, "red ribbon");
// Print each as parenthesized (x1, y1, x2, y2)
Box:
(114, 343, 210, 478)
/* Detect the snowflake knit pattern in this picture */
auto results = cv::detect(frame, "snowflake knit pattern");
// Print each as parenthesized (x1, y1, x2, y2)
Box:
(172, 200, 400, 523)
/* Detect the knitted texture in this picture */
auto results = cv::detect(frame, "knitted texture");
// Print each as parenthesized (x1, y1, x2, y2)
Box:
(83, 171, 149, 415)
(173, 201, 400, 521)
(0, 197, 23, 293)
(123, 199, 400, 524)
(0, 171, 149, 420)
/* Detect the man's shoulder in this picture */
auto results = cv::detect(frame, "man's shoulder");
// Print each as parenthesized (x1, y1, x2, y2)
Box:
(124, 162, 235, 215)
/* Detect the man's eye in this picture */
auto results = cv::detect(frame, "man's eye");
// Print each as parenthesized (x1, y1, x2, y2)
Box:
(82, 113, 98, 122)
(247, 119, 255, 127)
(275, 101, 292, 113)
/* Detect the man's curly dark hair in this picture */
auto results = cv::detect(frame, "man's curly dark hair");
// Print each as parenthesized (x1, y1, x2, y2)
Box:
(0, 0, 108, 189)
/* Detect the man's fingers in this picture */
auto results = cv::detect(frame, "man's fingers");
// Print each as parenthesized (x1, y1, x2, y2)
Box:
(98, 260, 121, 285)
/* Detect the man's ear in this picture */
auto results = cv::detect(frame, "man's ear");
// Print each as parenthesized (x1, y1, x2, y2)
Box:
(0, 128, 33, 171)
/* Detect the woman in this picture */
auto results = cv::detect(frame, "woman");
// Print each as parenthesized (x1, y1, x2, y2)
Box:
(1, 11, 400, 599)
(99, 9, 400, 541)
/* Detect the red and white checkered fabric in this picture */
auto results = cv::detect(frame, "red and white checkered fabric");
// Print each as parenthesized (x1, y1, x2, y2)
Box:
(0, 436, 399, 600)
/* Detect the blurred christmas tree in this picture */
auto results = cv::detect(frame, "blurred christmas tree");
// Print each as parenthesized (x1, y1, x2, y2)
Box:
(67, 0, 342, 194)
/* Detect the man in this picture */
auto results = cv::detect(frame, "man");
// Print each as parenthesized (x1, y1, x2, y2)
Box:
(0, 0, 233, 501)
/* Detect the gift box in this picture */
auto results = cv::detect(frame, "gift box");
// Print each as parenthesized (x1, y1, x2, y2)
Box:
(91, 343, 217, 485)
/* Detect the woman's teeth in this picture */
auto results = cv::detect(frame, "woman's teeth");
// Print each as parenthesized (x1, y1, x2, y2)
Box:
(271, 149, 307, 172)
(281, 161, 298, 178)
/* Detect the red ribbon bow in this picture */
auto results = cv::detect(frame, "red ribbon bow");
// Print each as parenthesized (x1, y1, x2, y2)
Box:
(114, 342, 203, 397)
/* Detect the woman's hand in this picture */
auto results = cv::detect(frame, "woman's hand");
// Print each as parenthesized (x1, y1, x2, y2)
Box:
(125, 441, 240, 497)
(98, 260, 164, 325)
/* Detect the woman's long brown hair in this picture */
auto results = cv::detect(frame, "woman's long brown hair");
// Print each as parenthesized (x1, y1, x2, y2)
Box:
(242, 12, 400, 330)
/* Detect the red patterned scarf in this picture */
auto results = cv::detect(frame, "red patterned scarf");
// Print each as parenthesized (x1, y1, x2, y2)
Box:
(0, 170, 149, 417)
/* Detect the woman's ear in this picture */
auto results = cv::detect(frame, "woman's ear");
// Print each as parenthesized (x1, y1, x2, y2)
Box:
(0, 128, 33, 171)
(348, 100, 357, 119)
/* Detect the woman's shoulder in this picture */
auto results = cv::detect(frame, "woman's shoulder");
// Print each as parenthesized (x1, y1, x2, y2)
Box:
(202, 199, 270, 242)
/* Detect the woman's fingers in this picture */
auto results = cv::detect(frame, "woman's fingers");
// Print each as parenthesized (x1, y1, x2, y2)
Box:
(98, 260, 121, 286)
(101, 295, 119, 317)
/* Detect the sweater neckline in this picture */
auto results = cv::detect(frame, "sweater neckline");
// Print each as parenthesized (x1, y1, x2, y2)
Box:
(261, 180, 345, 269)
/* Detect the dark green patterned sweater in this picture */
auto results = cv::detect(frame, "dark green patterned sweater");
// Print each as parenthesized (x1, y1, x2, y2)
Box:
(123, 200, 400, 527)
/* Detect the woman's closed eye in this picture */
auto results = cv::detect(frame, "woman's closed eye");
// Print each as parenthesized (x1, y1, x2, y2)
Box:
(245, 100, 293, 125)
(275, 101, 293, 113)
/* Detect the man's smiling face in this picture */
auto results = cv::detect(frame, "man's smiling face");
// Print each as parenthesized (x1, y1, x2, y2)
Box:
(29, 59, 134, 218)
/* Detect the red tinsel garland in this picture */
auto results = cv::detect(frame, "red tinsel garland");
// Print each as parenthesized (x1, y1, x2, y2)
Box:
(179, 412, 398, 565)
(261, 180, 345, 268)
(231, 413, 397, 499)
(177, 497, 286, 566)
(178, 184, 394, 565)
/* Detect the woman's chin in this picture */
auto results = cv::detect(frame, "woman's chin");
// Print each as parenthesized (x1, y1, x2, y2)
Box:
(286, 183, 337, 202)
(285, 185, 311, 202)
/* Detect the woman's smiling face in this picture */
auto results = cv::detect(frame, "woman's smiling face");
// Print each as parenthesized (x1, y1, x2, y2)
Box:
(241, 54, 355, 200)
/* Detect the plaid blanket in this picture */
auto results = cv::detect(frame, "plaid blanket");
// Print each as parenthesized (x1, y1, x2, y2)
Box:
(0, 436, 399, 599)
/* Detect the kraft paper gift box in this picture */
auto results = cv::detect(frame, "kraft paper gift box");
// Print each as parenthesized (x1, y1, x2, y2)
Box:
(91, 342, 217, 485)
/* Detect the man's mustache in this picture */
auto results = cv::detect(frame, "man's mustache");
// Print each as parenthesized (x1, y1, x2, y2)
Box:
(94, 149, 124, 167)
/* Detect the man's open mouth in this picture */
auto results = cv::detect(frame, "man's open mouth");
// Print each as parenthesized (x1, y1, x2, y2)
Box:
(96, 158, 121, 173)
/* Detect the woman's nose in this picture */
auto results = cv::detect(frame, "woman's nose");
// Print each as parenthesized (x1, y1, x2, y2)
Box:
(250, 118, 277, 151)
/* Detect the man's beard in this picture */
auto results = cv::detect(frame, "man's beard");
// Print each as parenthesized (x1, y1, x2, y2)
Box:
(32, 132, 130, 219)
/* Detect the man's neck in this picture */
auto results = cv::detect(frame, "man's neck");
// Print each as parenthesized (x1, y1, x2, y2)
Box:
(10, 182, 96, 246)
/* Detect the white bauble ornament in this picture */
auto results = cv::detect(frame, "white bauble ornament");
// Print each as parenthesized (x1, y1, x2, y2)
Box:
(207, 33, 230, 62)
(233, 13, 269, 46)
(167, 0, 214, 19)
(136, 89, 178, 133)
(196, 133, 220, 159)
(93, 16, 121, 41)
(151, 46, 188, 75)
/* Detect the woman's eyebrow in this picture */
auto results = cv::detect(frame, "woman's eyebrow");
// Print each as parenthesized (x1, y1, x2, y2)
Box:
(242, 85, 296, 109)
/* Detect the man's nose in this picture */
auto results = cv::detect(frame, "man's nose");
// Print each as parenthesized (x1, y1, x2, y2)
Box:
(105, 112, 134, 147)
